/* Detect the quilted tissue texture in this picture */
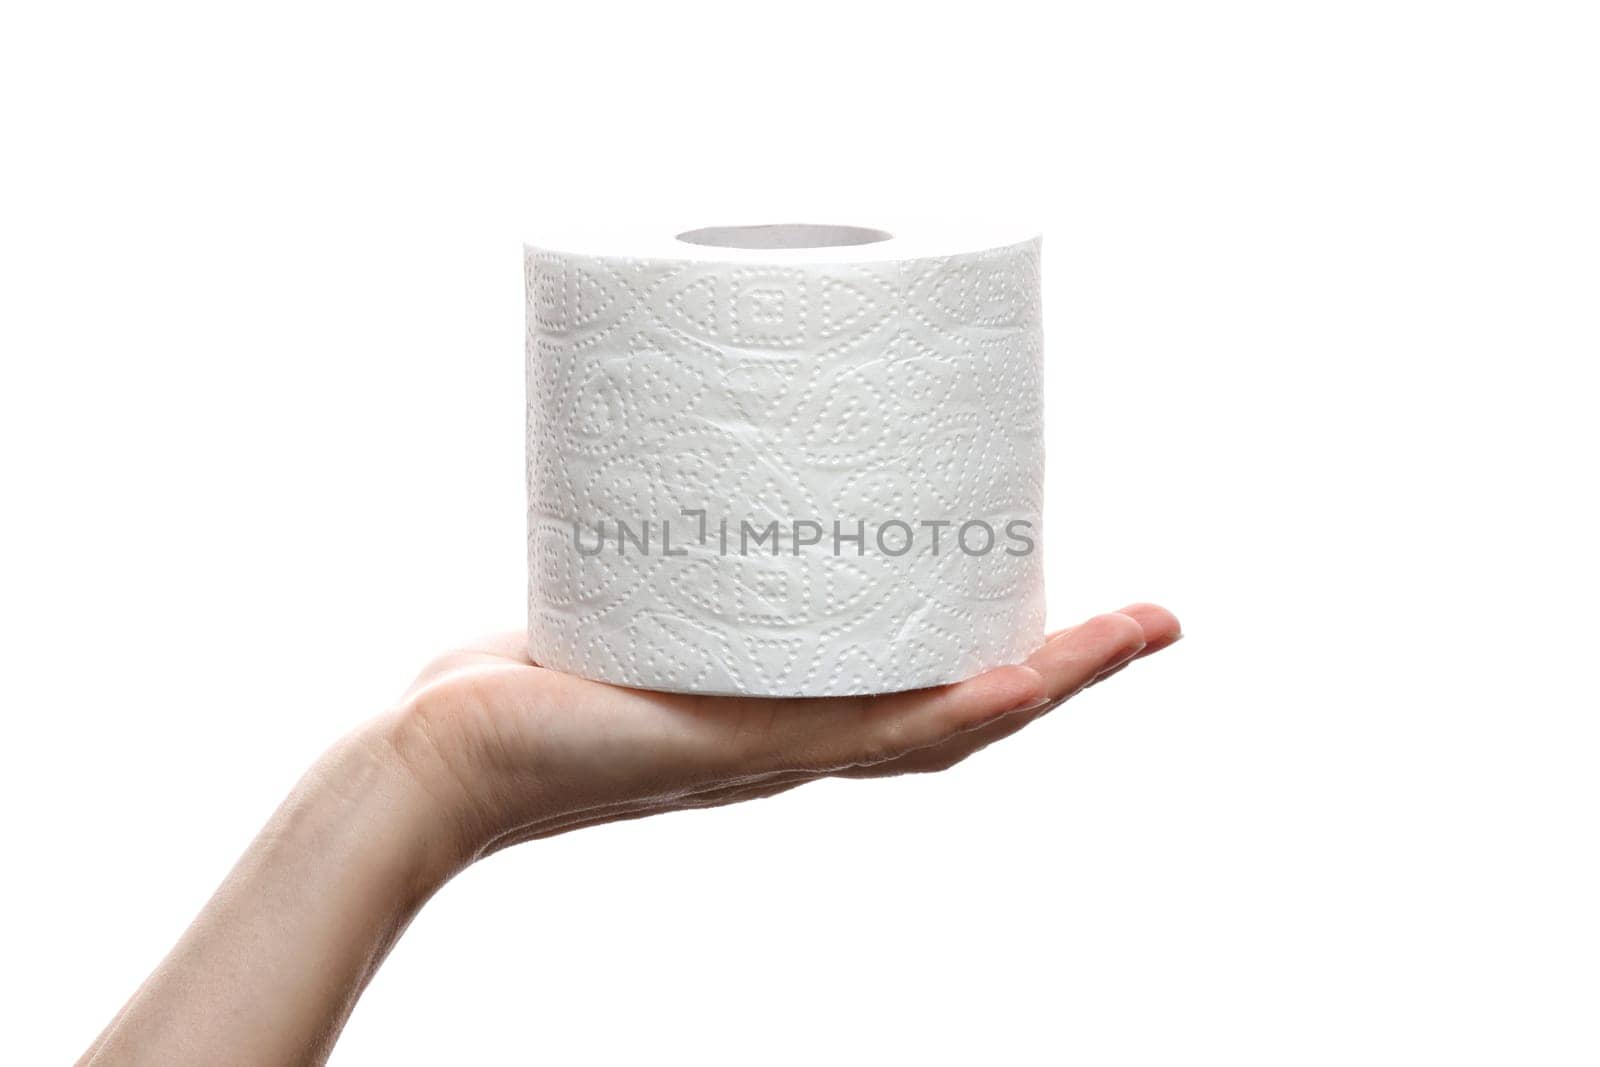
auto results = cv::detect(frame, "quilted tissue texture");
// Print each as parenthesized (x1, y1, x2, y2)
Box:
(525, 237, 1045, 696)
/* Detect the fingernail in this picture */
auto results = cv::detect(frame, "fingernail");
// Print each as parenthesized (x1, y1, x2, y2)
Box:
(1007, 694, 1056, 715)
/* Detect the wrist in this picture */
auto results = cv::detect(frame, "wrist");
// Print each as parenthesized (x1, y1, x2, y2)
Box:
(330, 716, 483, 894)
(356, 698, 507, 877)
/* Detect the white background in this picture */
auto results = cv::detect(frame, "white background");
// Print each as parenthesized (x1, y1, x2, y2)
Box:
(3, 2, 1597, 1063)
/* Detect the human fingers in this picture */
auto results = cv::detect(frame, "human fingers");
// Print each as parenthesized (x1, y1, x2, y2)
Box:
(1042, 603, 1181, 661)
(837, 611, 1155, 778)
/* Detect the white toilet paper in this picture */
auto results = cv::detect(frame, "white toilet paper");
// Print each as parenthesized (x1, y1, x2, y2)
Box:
(525, 222, 1045, 696)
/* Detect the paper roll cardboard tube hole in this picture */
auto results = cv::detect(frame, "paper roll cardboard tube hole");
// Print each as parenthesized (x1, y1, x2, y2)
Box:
(674, 223, 893, 249)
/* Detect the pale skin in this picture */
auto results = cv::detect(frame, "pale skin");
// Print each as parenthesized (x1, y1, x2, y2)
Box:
(79, 603, 1181, 1065)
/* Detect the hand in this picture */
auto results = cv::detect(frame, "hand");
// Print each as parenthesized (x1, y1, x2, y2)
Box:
(382, 604, 1182, 866)
(81, 604, 1180, 1066)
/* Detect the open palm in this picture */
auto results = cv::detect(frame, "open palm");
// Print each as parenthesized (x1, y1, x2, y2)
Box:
(392, 604, 1182, 857)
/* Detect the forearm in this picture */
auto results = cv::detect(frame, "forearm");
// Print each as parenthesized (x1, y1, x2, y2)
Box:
(80, 720, 470, 1066)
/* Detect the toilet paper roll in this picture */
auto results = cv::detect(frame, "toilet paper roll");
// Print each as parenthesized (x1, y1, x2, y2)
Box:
(525, 222, 1045, 697)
